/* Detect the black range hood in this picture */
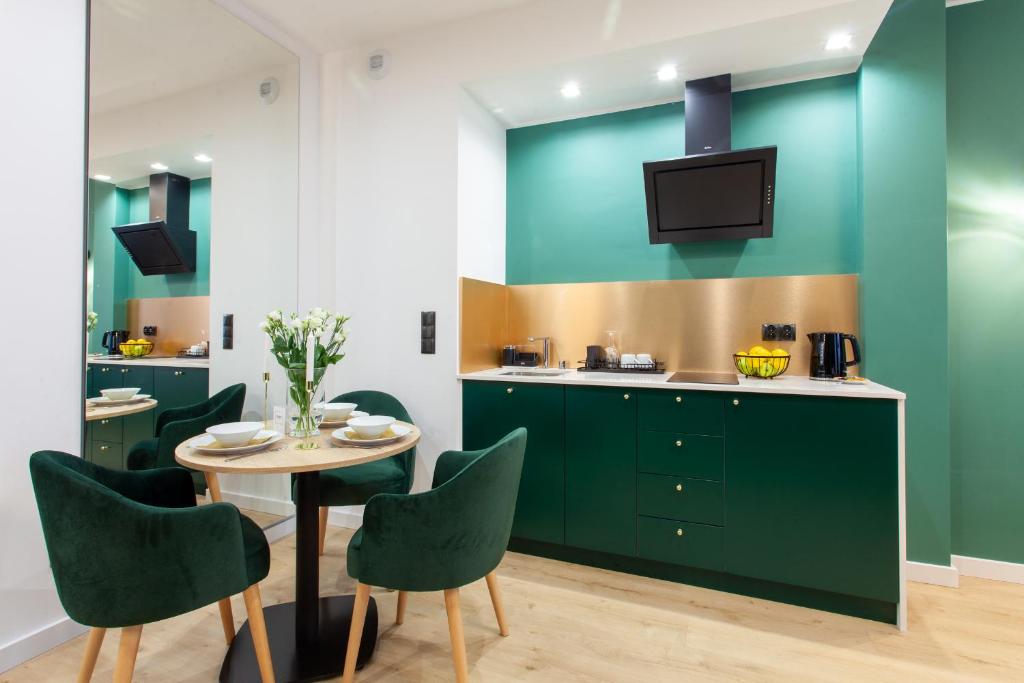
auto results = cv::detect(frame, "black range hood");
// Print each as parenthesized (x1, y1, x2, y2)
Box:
(113, 172, 197, 275)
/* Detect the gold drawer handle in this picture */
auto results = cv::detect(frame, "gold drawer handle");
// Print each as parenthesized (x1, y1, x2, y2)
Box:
(675, 396, 682, 403)
(506, 387, 514, 394)
(675, 484, 683, 492)
(675, 440, 682, 447)
(100, 419, 109, 425)
(101, 368, 110, 373)
(676, 528, 684, 537)
(174, 371, 185, 377)
(623, 393, 630, 400)
(732, 398, 740, 407)
(121, 368, 128, 374)
(99, 445, 109, 452)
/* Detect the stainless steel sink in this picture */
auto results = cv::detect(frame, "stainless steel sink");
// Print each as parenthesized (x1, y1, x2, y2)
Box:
(498, 371, 567, 377)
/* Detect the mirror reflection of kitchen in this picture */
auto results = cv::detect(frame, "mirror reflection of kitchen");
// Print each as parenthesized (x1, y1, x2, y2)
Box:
(84, 0, 300, 531)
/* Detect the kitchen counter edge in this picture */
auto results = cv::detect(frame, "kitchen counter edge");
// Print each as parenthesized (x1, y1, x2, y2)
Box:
(88, 356, 210, 370)
(457, 368, 905, 400)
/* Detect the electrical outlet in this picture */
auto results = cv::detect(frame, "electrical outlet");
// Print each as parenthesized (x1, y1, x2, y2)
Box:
(780, 323, 797, 341)
(761, 323, 779, 341)
(143, 325, 157, 336)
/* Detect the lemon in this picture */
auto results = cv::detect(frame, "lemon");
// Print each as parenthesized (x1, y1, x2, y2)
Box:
(735, 351, 750, 375)
(771, 348, 789, 373)
(749, 345, 770, 357)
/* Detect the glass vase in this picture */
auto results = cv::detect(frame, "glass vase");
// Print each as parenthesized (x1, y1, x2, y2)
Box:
(286, 366, 327, 439)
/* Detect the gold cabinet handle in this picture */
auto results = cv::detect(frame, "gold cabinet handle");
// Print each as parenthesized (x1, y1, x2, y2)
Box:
(623, 393, 630, 400)
(506, 387, 514, 394)
(100, 419, 109, 425)
(733, 398, 741, 406)
(676, 528, 684, 537)
(675, 440, 683, 447)
(121, 368, 128, 374)
(100, 367, 109, 373)
(675, 396, 682, 404)
(174, 371, 185, 377)
(675, 483, 683, 492)
(99, 445, 109, 452)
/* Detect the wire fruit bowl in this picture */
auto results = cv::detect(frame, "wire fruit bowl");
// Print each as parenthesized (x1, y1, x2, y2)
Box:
(734, 353, 790, 379)
(119, 341, 154, 358)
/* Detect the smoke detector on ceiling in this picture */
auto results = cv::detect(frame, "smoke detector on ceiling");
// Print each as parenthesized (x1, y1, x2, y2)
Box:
(368, 49, 391, 80)
(259, 77, 280, 105)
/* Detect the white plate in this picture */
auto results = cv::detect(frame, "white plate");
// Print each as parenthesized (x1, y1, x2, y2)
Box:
(331, 423, 411, 447)
(319, 410, 368, 428)
(189, 430, 283, 455)
(87, 394, 152, 407)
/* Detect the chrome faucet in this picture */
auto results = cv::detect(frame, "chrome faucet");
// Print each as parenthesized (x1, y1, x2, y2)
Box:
(527, 336, 551, 369)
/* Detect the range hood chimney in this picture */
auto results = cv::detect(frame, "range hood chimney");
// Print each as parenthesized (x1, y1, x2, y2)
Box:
(685, 74, 732, 156)
(112, 172, 197, 275)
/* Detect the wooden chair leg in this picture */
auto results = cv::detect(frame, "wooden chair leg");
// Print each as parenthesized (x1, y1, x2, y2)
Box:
(342, 583, 372, 683)
(76, 627, 106, 683)
(444, 588, 470, 683)
(112, 625, 142, 683)
(318, 506, 329, 556)
(485, 571, 510, 636)
(218, 598, 236, 645)
(242, 585, 276, 683)
(206, 471, 224, 502)
(396, 591, 408, 625)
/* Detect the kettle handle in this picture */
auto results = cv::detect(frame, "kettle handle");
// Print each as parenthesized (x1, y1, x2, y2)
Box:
(844, 334, 861, 368)
(101, 331, 109, 348)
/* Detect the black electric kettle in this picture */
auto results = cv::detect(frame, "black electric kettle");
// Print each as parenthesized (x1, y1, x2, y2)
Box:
(807, 331, 861, 379)
(101, 329, 130, 355)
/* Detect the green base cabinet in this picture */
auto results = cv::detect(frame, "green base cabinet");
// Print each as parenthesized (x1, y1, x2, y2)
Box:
(154, 366, 209, 422)
(462, 381, 565, 544)
(723, 393, 899, 603)
(565, 385, 637, 556)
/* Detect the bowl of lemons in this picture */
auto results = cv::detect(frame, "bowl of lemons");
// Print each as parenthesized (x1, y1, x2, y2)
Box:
(734, 345, 790, 379)
(119, 339, 154, 358)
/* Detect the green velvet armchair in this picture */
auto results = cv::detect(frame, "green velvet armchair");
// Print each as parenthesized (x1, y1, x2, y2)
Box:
(340, 428, 527, 683)
(29, 451, 275, 683)
(127, 383, 246, 496)
(292, 390, 416, 557)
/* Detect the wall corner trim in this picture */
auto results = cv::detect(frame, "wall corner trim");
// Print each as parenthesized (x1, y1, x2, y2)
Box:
(905, 560, 960, 588)
(952, 555, 1024, 585)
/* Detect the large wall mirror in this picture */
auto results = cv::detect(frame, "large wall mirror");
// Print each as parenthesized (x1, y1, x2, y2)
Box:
(85, 0, 300, 529)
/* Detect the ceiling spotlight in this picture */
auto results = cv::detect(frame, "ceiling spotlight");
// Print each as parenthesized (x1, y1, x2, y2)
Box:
(193, 153, 213, 163)
(657, 65, 678, 82)
(825, 32, 853, 51)
(93, 174, 111, 181)
(150, 162, 168, 171)
(560, 81, 581, 98)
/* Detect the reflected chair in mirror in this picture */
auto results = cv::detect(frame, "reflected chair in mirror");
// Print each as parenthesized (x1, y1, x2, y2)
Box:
(340, 428, 527, 683)
(293, 390, 416, 557)
(126, 383, 246, 496)
(29, 451, 275, 683)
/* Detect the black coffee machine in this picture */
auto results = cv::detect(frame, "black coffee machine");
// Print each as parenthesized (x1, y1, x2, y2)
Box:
(101, 329, 130, 355)
(807, 331, 861, 379)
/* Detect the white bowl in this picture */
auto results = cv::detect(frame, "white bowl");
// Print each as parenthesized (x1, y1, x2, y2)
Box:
(319, 402, 357, 421)
(101, 387, 140, 401)
(347, 415, 395, 438)
(206, 422, 264, 447)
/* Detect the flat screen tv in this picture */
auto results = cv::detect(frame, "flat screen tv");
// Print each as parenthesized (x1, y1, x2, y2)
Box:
(643, 146, 776, 244)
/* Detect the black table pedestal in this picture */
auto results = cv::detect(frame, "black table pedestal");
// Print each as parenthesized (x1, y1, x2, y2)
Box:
(218, 470, 377, 682)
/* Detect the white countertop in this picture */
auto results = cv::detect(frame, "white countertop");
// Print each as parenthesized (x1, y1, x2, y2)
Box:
(458, 367, 905, 400)
(88, 355, 210, 370)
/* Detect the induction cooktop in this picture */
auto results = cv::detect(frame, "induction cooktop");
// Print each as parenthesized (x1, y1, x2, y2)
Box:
(667, 371, 740, 385)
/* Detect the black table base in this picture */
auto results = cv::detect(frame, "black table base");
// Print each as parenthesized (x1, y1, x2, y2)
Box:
(219, 596, 378, 683)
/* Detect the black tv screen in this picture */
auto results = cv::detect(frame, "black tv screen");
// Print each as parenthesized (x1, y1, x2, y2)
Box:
(643, 146, 776, 244)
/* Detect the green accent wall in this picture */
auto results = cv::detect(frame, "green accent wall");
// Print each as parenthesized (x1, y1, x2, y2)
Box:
(858, 0, 950, 566)
(506, 74, 860, 284)
(947, 0, 1024, 563)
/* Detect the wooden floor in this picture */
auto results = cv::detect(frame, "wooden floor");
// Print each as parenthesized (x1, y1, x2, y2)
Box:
(5, 525, 1024, 682)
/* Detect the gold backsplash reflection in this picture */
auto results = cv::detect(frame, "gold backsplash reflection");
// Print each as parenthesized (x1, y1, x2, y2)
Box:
(126, 296, 210, 356)
(459, 275, 859, 375)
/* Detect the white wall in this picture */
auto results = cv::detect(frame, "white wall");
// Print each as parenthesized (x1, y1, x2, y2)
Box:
(90, 66, 301, 509)
(457, 91, 507, 284)
(0, 0, 88, 670)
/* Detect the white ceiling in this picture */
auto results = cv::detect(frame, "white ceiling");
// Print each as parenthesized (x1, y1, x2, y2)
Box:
(466, 0, 893, 127)
(90, 0, 296, 114)
(89, 137, 214, 189)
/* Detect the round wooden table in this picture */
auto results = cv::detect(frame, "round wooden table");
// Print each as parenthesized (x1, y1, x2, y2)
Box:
(176, 424, 421, 683)
(84, 398, 158, 422)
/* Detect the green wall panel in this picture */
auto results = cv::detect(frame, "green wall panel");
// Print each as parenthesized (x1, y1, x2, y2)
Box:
(506, 75, 859, 284)
(859, 0, 950, 565)
(947, 0, 1024, 563)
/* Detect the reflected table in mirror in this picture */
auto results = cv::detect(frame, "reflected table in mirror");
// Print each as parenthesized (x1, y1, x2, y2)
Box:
(176, 423, 421, 683)
(84, 398, 157, 422)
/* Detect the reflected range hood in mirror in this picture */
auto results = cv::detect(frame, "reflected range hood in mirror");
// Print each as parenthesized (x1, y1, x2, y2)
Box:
(112, 172, 197, 275)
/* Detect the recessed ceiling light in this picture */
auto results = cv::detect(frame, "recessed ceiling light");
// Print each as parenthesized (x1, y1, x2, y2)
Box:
(657, 65, 678, 82)
(825, 32, 853, 51)
(93, 174, 111, 181)
(560, 81, 581, 99)
(193, 153, 213, 163)
(150, 162, 168, 171)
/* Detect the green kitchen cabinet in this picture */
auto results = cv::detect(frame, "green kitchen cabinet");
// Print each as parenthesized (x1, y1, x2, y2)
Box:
(723, 393, 899, 602)
(153, 366, 209, 421)
(564, 385, 637, 556)
(121, 365, 156, 450)
(90, 440, 123, 470)
(462, 381, 565, 544)
(90, 363, 123, 395)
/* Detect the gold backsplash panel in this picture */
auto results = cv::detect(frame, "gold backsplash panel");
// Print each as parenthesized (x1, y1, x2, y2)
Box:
(460, 275, 859, 375)
(126, 296, 210, 356)
(459, 278, 510, 372)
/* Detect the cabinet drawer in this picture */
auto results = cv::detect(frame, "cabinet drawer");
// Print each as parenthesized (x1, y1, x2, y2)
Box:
(90, 441, 124, 470)
(91, 416, 123, 443)
(90, 364, 122, 395)
(638, 390, 724, 435)
(638, 432, 723, 480)
(637, 516, 724, 571)
(637, 474, 723, 526)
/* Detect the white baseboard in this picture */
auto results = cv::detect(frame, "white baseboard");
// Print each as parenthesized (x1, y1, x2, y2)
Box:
(952, 555, 1024, 584)
(219, 489, 295, 517)
(326, 507, 364, 529)
(0, 616, 87, 674)
(905, 560, 960, 587)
